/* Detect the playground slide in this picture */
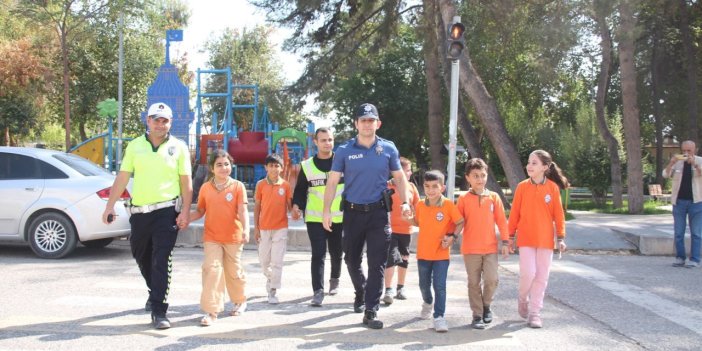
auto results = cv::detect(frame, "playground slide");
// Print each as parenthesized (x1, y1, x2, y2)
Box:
(70, 134, 105, 166)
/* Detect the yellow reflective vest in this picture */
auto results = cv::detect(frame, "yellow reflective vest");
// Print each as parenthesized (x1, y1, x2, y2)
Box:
(301, 157, 343, 223)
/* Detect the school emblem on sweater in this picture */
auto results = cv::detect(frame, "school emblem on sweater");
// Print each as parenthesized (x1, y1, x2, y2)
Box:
(278, 188, 285, 196)
(545, 194, 552, 204)
(436, 211, 444, 221)
(168, 146, 176, 156)
(225, 192, 233, 202)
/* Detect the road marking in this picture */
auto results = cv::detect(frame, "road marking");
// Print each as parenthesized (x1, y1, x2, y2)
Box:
(553, 260, 702, 337)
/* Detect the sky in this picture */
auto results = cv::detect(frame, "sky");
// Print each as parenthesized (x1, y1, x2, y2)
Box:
(175, 0, 304, 84)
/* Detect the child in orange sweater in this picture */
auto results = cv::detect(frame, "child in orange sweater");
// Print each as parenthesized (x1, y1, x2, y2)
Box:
(456, 158, 510, 329)
(405, 170, 464, 333)
(508, 150, 569, 328)
(189, 149, 249, 326)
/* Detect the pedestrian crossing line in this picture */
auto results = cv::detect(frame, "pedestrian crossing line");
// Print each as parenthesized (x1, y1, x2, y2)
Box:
(505, 260, 702, 337)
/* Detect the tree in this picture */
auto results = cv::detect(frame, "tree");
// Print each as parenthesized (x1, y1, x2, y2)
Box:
(678, 0, 699, 145)
(322, 25, 428, 161)
(422, 0, 445, 170)
(0, 38, 48, 145)
(617, 0, 644, 213)
(591, 0, 623, 208)
(14, 0, 114, 150)
(203, 26, 298, 131)
(438, 0, 526, 191)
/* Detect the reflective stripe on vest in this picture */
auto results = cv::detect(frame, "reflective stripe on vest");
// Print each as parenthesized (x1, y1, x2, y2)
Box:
(302, 158, 343, 223)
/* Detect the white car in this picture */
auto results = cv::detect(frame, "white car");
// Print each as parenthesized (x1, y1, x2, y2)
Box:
(0, 146, 131, 258)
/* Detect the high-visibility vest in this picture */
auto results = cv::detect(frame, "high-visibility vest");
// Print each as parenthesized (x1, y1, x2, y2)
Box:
(302, 157, 343, 223)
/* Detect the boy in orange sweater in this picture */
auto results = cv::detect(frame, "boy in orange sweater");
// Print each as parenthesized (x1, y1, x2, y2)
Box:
(456, 158, 510, 329)
(405, 170, 463, 333)
(254, 154, 292, 304)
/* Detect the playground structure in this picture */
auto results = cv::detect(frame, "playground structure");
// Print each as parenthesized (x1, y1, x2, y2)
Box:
(193, 67, 314, 193)
(69, 29, 314, 195)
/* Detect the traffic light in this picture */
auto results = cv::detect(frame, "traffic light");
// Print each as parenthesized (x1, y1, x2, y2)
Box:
(447, 20, 465, 60)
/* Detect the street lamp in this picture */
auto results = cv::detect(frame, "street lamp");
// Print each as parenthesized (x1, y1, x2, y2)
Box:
(447, 16, 464, 200)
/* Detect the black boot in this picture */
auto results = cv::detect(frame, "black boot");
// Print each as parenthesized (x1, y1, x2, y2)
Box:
(363, 310, 384, 329)
(353, 292, 364, 313)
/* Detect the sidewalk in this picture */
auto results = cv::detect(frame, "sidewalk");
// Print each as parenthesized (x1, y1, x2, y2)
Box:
(176, 209, 685, 256)
(565, 210, 685, 256)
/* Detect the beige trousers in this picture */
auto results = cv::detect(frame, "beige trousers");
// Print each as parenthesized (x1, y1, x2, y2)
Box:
(463, 253, 499, 317)
(200, 241, 247, 314)
(258, 228, 288, 290)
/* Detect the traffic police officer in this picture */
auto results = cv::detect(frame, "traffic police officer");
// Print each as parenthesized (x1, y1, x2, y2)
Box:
(102, 102, 193, 329)
(322, 103, 411, 329)
(292, 127, 344, 307)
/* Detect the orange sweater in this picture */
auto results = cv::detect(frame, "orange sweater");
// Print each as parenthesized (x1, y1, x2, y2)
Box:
(388, 181, 420, 234)
(508, 178, 566, 249)
(415, 197, 463, 261)
(457, 189, 508, 254)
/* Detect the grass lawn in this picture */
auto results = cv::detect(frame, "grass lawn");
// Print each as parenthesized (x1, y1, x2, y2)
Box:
(566, 199, 671, 215)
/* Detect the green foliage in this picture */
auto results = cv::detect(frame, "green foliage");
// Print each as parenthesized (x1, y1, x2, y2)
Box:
(0, 95, 40, 145)
(203, 26, 303, 131)
(569, 199, 671, 215)
(320, 25, 428, 161)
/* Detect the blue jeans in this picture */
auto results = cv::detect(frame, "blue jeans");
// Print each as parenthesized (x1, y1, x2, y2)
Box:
(417, 259, 450, 318)
(673, 199, 702, 263)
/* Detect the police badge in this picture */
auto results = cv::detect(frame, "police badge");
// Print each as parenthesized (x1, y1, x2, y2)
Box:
(375, 144, 383, 155)
(168, 146, 176, 156)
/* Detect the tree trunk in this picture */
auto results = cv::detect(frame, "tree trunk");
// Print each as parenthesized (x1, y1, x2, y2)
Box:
(79, 120, 88, 141)
(422, 0, 446, 171)
(60, 27, 72, 151)
(429, 2, 509, 206)
(618, 0, 644, 214)
(457, 97, 510, 208)
(651, 16, 665, 185)
(679, 0, 699, 146)
(4, 127, 9, 146)
(437, 0, 526, 192)
(593, 4, 623, 208)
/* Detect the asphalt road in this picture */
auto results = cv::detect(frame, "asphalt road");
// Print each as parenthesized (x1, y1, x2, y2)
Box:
(1, 241, 700, 350)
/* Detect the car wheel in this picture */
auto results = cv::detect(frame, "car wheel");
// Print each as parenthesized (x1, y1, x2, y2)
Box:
(80, 238, 114, 248)
(28, 212, 77, 259)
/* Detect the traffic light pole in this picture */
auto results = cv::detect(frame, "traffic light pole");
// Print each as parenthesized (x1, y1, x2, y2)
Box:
(447, 58, 459, 200)
(446, 15, 462, 200)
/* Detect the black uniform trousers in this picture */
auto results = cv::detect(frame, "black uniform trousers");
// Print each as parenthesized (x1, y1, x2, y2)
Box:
(129, 206, 178, 316)
(343, 207, 391, 312)
(307, 221, 343, 292)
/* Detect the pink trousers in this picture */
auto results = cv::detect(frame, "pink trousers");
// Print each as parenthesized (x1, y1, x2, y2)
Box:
(518, 247, 553, 315)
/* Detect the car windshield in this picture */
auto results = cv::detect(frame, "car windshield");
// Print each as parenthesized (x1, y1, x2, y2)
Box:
(53, 153, 110, 176)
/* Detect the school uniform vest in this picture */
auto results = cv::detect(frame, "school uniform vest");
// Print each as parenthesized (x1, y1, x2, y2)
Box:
(302, 157, 344, 223)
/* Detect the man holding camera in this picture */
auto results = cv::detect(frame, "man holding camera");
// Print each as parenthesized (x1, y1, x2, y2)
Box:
(322, 103, 411, 329)
(663, 140, 702, 268)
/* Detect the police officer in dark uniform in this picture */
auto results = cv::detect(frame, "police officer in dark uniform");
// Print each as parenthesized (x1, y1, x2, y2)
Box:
(322, 103, 411, 329)
(103, 102, 193, 330)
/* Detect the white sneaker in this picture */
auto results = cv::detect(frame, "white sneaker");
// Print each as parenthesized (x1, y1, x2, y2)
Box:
(268, 288, 279, 304)
(420, 302, 433, 320)
(231, 301, 247, 316)
(433, 316, 449, 332)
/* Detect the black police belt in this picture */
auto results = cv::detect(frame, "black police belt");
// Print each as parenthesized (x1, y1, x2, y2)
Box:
(344, 199, 385, 212)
